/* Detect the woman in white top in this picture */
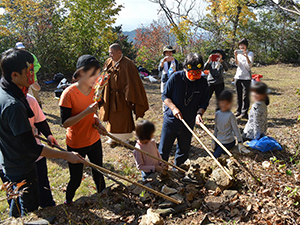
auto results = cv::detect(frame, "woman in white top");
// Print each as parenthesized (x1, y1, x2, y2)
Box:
(234, 38, 254, 119)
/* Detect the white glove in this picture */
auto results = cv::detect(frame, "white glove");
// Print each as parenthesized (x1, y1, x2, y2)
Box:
(238, 143, 250, 154)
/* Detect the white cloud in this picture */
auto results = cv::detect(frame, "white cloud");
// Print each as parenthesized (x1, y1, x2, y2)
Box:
(0, 8, 5, 15)
(115, 0, 159, 31)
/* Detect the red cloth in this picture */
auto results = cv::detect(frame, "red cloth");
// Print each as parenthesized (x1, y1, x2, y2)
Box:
(252, 74, 263, 82)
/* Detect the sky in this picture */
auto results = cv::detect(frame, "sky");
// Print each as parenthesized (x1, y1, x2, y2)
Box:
(115, 0, 160, 31)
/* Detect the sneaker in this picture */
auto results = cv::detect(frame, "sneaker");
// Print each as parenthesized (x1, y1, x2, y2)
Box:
(64, 200, 73, 206)
(235, 112, 241, 117)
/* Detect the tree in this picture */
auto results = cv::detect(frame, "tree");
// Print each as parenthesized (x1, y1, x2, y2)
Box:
(271, 0, 300, 16)
(113, 25, 137, 60)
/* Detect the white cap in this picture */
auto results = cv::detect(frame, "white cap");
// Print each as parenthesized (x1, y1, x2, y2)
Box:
(15, 42, 25, 49)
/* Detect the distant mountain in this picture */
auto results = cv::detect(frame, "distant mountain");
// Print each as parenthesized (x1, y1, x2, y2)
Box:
(123, 30, 137, 43)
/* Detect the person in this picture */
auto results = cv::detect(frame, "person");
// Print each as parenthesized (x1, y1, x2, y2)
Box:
(0, 48, 84, 217)
(158, 53, 209, 167)
(213, 90, 249, 158)
(15, 42, 42, 107)
(204, 49, 228, 110)
(99, 43, 149, 143)
(234, 38, 254, 119)
(242, 82, 269, 141)
(59, 55, 107, 205)
(158, 46, 179, 111)
(133, 120, 165, 181)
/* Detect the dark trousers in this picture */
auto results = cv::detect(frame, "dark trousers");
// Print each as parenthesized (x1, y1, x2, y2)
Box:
(235, 79, 251, 116)
(213, 141, 236, 158)
(5, 169, 39, 217)
(66, 139, 105, 202)
(159, 121, 193, 167)
(208, 82, 225, 110)
(35, 157, 55, 208)
(141, 171, 153, 182)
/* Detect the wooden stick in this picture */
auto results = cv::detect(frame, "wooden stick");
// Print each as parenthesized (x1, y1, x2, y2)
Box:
(93, 124, 186, 173)
(198, 123, 262, 185)
(180, 119, 233, 180)
(35, 135, 180, 204)
(35, 135, 127, 188)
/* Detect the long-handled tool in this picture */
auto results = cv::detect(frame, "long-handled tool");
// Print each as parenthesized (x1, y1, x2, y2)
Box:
(36, 135, 181, 204)
(93, 124, 187, 173)
(180, 119, 233, 180)
(198, 123, 262, 185)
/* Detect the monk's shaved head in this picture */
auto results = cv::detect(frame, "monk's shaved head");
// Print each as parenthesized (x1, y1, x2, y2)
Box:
(109, 43, 122, 52)
(109, 43, 123, 62)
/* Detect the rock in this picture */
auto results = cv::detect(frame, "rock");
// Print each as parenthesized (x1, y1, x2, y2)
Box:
(140, 208, 163, 225)
(223, 190, 238, 199)
(230, 208, 240, 217)
(161, 185, 177, 195)
(186, 192, 195, 202)
(158, 201, 174, 208)
(169, 194, 185, 204)
(155, 208, 175, 217)
(25, 219, 52, 225)
(2, 218, 23, 225)
(262, 161, 271, 169)
(192, 199, 202, 209)
(114, 203, 123, 213)
(205, 168, 233, 191)
(140, 191, 151, 202)
(204, 196, 225, 211)
(199, 214, 214, 225)
(131, 186, 143, 195)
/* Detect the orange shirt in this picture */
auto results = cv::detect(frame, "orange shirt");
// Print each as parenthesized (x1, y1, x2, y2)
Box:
(59, 84, 100, 149)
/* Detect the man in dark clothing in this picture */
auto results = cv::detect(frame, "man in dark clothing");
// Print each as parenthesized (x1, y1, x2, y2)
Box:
(0, 48, 85, 217)
(158, 53, 209, 166)
(204, 49, 228, 110)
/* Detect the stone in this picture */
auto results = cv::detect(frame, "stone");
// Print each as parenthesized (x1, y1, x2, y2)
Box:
(204, 196, 225, 211)
(169, 194, 185, 204)
(223, 190, 238, 199)
(161, 185, 177, 195)
(186, 192, 195, 202)
(230, 208, 240, 217)
(199, 214, 214, 225)
(155, 208, 175, 217)
(262, 161, 271, 169)
(192, 199, 202, 209)
(140, 209, 163, 225)
(131, 186, 143, 195)
(205, 168, 233, 191)
(114, 204, 123, 213)
(158, 201, 174, 208)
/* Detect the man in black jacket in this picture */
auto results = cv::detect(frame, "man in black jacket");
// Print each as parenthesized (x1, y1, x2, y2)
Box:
(0, 48, 85, 217)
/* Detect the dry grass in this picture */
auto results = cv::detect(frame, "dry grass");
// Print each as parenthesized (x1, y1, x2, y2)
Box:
(0, 64, 299, 223)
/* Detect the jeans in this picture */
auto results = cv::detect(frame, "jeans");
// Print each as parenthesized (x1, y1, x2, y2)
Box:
(207, 82, 225, 110)
(35, 157, 55, 208)
(66, 139, 105, 202)
(141, 171, 153, 182)
(213, 140, 236, 158)
(159, 121, 193, 167)
(235, 79, 251, 116)
(5, 169, 39, 217)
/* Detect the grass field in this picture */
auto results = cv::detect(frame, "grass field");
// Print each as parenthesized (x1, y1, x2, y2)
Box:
(0, 64, 300, 224)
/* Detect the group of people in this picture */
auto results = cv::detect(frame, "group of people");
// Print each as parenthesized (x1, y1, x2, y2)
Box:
(0, 38, 269, 218)
(133, 38, 269, 180)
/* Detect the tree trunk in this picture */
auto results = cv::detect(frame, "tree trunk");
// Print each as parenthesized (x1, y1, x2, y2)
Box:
(232, 6, 242, 51)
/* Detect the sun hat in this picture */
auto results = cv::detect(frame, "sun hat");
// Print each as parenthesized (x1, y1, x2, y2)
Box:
(163, 45, 176, 55)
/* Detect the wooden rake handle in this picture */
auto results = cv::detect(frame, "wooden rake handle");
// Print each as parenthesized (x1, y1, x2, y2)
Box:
(35, 135, 180, 204)
(93, 124, 186, 173)
(181, 119, 233, 180)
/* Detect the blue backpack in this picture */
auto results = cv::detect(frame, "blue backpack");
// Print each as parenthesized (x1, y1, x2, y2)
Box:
(247, 136, 282, 152)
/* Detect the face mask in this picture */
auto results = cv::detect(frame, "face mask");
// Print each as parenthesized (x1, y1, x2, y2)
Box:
(187, 70, 202, 81)
(22, 62, 35, 95)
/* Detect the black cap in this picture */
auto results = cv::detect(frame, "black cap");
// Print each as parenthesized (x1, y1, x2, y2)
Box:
(76, 55, 97, 69)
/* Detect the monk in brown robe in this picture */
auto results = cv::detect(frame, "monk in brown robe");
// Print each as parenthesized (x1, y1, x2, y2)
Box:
(99, 43, 149, 142)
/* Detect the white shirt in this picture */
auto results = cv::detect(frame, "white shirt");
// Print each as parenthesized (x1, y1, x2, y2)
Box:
(235, 51, 254, 80)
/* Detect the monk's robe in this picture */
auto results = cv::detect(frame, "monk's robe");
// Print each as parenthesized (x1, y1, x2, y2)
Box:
(99, 56, 149, 134)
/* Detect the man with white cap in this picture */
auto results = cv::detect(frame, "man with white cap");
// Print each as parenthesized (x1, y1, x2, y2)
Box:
(15, 42, 42, 107)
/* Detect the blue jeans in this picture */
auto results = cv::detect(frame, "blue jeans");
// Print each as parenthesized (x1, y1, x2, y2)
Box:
(213, 141, 236, 158)
(141, 171, 153, 181)
(5, 169, 39, 217)
(35, 157, 55, 208)
(159, 121, 193, 167)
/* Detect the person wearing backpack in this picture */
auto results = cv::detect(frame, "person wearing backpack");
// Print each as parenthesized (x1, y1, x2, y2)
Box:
(234, 38, 254, 120)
